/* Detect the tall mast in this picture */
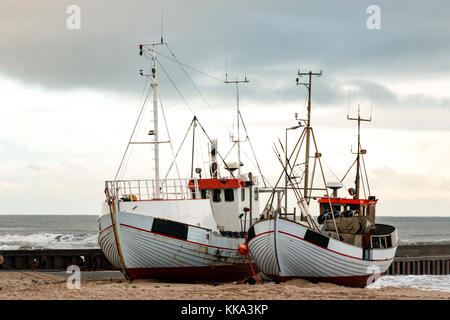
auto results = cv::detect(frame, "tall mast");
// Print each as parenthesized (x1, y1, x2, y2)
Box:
(347, 104, 371, 199)
(296, 70, 322, 203)
(139, 41, 166, 198)
(151, 45, 161, 198)
(225, 75, 249, 177)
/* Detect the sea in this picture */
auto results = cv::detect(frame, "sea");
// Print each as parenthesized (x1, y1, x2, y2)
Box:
(0, 215, 449, 291)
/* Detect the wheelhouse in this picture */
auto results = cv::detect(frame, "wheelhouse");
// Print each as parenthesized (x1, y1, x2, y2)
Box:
(318, 197, 377, 221)
(188, 177, 260, 234)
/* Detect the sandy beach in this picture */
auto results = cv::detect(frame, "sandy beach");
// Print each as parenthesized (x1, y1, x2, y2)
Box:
(0, 271, 448, 300)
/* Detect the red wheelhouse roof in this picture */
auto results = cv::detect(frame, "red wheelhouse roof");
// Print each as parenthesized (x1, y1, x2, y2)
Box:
(188, 178, 247, 190)
(317, 197, 377, 205)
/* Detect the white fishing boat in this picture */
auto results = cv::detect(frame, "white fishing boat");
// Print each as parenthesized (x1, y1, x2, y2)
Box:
(98, 41, 265, 281)
(245, 70, 398, 287)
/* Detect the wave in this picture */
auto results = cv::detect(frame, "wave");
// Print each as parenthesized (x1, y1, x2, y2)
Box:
(399, 239, 450, 245)
(368, 275, 450, 292)
(0, 233, 99, 250)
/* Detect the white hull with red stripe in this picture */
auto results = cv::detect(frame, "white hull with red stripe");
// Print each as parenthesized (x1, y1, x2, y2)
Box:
(98, 200, 254, 281)
(247, 216, 397, 287)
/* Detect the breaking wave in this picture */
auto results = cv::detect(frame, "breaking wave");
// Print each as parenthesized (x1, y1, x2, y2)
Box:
(0, 233, 99, 250)
(368, 275, 450, 292)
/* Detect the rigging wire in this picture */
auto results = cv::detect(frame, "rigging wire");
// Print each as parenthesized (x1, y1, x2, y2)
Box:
(164, 43, 228, 131)
(116, 66, 153, 180)
(162, 118, 196, 182)
(154, 56, 197, 117)
(359, 158, 367, 199)
(120, 83, 152, 181)
(154, 56, 236, 179)
(114, 85, 153, 181)
(143, 45, 262, 182)
(195, 123, 208, 177)
(322, 156, 348, 191)
(340, 158, 357, 184)
(195, 118, 236, 179)
(158, 90, 181, 180)
(154, 49, 224, 82)
(239, 111, 269, 187)
(241, 148, 272, 188)
(361, 151, 371, 196)
(223, 141, 237, 162)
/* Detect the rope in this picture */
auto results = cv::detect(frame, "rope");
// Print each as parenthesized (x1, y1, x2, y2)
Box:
(247, 253, 263, 285)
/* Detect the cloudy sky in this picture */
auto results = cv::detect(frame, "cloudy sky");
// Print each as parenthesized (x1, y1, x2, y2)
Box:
(1, 0, 449, 216)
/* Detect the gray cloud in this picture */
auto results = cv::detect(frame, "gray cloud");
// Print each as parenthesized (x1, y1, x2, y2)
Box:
(1, 0, 450, 94)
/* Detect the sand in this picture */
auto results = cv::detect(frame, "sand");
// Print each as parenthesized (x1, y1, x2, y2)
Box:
(0, 271, 449, 300)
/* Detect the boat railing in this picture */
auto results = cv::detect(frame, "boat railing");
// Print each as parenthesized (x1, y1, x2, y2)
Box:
(105, 178, 200, 201)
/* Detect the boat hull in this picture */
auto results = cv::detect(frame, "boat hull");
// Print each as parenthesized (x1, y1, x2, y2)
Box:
(247, 217, 397, 287)
(98, 208, 255, 282)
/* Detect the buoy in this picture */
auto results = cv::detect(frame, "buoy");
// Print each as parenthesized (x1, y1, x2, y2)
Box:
(237, 243, 248, 255)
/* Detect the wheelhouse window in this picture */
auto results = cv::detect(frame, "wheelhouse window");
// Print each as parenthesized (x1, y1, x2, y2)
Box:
(254, 188, 259, 201)
(241, 188, 245, 201)
(224, 189, 234, 202)
(212, 189, 221, 202)
(201, 190, 207, 199)
(321, 204, 332, 214)
(332, 205, 341, 212)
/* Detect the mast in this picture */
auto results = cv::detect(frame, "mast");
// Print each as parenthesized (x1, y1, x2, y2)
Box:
(138, 41, 166, 198)
(225, 75, 249, 177)
(347, 104, 371, 199)
(151, 45, 161, 198)
(296, 70, 322, 203)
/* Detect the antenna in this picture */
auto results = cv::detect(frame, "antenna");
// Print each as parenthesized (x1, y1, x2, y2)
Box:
(244, 47, 248, 79)
(347, 90, 351, 117)
(347, 104, 372, 199)
(298, 38, 302, 72)
(160, 11, 164, 43)
(320, 38, 325, 75)
(225, 76, 249, 177)
(225, 42, 228, 82)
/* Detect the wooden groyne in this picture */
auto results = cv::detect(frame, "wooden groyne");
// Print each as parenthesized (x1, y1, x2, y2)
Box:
(386, 244, 450, 275)
(1, 244, 450, 275)
(0, 249, 114, 271)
